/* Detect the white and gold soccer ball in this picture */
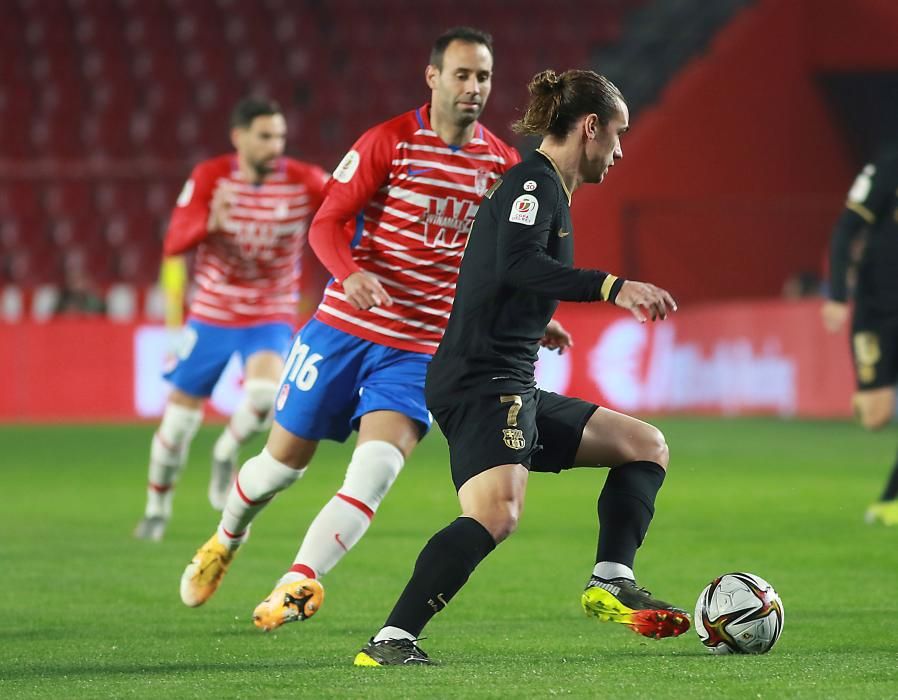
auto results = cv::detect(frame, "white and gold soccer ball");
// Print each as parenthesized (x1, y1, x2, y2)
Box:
(694, 572, 784, 654)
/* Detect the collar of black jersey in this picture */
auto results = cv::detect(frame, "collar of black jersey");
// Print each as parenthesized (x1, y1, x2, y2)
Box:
(534, 149, 572, 204)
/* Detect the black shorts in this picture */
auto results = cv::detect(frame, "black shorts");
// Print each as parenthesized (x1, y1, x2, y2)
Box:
(851, 305, 898, 390)
(429, 388, 599, 491)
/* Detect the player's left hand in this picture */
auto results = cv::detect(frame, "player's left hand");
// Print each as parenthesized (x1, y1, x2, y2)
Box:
(540, 319, 573, 354)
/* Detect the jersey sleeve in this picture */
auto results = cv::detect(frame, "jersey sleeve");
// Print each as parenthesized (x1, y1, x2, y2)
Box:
(495, 176, 622, 303)
(300, 163, 329, 211)
(308, 125, 394, 282)
(163, 163, 217, 256)
(828, 155, 898, 301)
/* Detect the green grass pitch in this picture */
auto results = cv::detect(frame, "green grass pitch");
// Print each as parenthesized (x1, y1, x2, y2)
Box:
(2, 418, 897, 698)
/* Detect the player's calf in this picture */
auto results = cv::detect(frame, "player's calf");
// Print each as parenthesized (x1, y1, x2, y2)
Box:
(209, 379, 279, 510)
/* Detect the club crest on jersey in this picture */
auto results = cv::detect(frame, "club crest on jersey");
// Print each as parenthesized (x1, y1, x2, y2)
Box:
(474, 168, 491, 196)
(276, 383, 290, 411)
(502, 428, 526, 450)
(509, 194, 539, 225)
(424, 195, 478, 247)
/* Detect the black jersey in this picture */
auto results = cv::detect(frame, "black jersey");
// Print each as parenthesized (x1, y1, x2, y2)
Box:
(829, 151, 898, 311)
(426, 150, 623, 400)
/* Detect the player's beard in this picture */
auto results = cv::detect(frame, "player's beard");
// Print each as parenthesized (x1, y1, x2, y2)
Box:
(453, 98, 483, 127)
(250, 156, 277, 180)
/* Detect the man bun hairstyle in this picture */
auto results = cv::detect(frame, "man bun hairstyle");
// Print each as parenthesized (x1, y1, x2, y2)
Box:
(512, 69, 624, 138)
(230, 97, 282, 129)
(430, 26, 493, 69)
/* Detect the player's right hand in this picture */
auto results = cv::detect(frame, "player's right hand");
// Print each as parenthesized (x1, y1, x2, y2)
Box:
(615, 280, 677, 323)
(342, 271, 393, 310)
(207, 182, 234, 232)
(821, 300, 850, 333)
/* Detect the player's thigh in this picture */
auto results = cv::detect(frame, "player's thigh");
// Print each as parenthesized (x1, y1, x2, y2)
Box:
(528, 391, 599, 473)
(244, 351, 285, 382)
(354, 347, 433, 446)
(431, 390, 540, 492)
(167, 387, 204, 410)
(274, 320, 369, 442)
(851, 308, 898, 429)
(573, 407, 668, 469)
(165, 320, 240, 398)
(241, 322, 294, 381)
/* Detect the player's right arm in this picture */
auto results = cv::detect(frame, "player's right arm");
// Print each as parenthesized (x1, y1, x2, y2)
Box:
(163, 163, 218, 256)
(495, 174, 675, 322)
(307, 127, 395, 309)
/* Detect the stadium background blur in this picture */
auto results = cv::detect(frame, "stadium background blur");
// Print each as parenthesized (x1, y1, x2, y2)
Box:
(1, 0, 898, 420)
(4, 3, 898, 697)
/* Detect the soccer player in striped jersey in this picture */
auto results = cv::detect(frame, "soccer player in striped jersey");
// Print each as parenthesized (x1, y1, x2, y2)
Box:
(133, 99, 327, 542)
(179, 28, 520, 624)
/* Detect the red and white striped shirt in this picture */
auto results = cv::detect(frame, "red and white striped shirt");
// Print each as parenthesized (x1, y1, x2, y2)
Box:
(309, 104, 519, 354)
(164, 155, 327, 327)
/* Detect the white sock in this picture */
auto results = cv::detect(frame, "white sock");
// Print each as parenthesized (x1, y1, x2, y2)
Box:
(287, 441, 404, 578)
(144, 403, 203, 518)
(212, 379, 278, 462)
(217, 448, 305, 549)
(373, 626, 416, 643)
(593, 562, 635, 581)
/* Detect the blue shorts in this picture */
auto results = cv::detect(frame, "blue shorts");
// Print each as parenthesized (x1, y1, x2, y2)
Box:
(165, 319, 294, 398)
(274, 318, 432, 442)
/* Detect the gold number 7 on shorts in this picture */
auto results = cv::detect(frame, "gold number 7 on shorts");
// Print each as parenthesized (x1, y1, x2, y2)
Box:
(499, 395, 523, 427)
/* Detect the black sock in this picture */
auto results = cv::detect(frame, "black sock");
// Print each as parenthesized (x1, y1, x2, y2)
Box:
(880, 449, 898, 501)
(384, 516, 496, 637)
(595, 461, 666, 570)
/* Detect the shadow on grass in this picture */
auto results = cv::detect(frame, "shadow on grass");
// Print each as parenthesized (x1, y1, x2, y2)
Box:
(0, 658, 350, 682)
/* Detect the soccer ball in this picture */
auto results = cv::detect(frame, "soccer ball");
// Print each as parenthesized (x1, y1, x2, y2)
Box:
(694, 572, 784, 654)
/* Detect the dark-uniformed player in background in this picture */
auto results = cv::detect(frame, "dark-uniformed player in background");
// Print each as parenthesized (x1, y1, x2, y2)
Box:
(822, 145, 898, 526)
(355, 69, 685, 667)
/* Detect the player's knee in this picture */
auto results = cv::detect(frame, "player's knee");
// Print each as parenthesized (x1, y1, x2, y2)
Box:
(243, 379, 279, 417)
(157, 402, 203, 451)
(340, 440, 405, 513)
(854, 394, 894, 431)
(618, 426, 668, 470)
(469, 502, 521, 543)
(645, 427, 670, 470)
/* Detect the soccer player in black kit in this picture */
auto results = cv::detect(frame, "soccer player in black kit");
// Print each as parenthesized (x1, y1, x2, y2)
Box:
(354, 69, 685, 666)
(822, 146, 898, 526)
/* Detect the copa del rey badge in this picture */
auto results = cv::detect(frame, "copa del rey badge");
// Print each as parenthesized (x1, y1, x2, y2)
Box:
(509, 194, 538, 225)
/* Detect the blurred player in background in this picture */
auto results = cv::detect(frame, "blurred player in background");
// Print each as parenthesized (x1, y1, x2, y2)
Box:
(133, 98, 328, 541)
(179, 27, 520, 625)
(822, 145, 898, 526)
(355, 69, 685, 667)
